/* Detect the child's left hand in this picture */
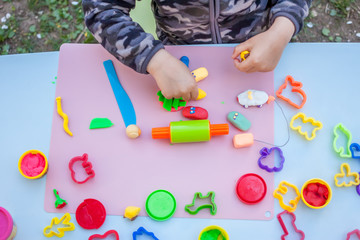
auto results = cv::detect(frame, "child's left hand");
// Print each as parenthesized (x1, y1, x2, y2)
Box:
(232, 17, 295, 73)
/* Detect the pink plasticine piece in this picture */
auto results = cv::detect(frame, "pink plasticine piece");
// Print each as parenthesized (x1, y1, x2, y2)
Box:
(347, 229, 360, 240)
(233, 133, 254, 148)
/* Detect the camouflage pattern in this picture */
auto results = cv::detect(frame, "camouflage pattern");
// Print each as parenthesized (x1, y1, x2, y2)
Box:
(83, 0, 311, 74)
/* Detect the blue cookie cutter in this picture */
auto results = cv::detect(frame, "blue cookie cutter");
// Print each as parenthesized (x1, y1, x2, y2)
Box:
(258, 147, 285, 172)
(133, 227, 159, 240)
(350, 143, 360, 159)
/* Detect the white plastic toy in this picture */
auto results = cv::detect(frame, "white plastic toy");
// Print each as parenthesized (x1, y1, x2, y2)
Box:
(237, 90, 274, 108)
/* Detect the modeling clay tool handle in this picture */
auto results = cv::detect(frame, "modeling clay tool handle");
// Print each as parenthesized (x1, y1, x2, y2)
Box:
(103, 60, 141, 138)
(152, 120, 229, 143)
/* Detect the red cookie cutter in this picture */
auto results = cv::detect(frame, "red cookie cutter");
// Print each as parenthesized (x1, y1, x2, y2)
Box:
(346, 229, 360, 240)
(69, 153, 95, 184)
(277, 210, 305, 240)
(88, 230, 119, 240)
(276, 75, 307, 109)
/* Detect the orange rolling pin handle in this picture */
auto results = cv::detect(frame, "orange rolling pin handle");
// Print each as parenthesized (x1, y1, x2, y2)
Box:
(210, 124, 229, 136)
(152, 127, 170, 139)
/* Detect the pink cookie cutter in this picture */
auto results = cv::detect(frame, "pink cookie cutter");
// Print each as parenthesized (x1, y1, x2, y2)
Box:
(277, 210, 305, 240)
(69, 153, 95, 184)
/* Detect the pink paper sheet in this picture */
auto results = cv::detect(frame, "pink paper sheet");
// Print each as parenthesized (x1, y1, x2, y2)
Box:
(45, 44, 274, 220)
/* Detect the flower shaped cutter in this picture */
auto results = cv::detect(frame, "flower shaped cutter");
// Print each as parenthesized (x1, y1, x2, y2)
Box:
(133, 227, 159, 240)
(277, 210, 305, 240)
(69, 153, 95, 184)
(333, 123, 352, 158)
(276, 75, 307, 109)
(290, 112, 323, 141)
(334, 163, 360, 187)
(273, 181, 301, 212)
(43, 213, 75, 238)
(89, 230, 119, 240)
(185, 191, 217, 215)
(257, 147, 285, 172)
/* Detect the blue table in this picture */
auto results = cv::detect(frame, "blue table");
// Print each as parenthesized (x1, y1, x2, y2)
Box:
(1, 43, 360, 239)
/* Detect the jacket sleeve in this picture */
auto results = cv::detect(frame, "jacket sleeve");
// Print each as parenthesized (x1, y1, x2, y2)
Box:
(82, 0, 164, 74)
(269, 0, 312, 35)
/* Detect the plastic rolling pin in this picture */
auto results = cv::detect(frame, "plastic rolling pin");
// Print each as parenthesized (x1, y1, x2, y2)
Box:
(152, 120, 229, 143)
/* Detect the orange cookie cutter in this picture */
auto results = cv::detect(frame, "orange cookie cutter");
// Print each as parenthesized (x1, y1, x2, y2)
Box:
(276, 75, 307, 109)
(290, 112, 323, 141)
(334, 163, 360, 187)
(273, 181, 301, 212)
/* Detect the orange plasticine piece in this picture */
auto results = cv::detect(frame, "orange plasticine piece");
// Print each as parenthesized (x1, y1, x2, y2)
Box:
(233, 133, 254, 148)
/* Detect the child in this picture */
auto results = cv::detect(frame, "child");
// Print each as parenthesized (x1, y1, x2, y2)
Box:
(82, 0, 311, 101)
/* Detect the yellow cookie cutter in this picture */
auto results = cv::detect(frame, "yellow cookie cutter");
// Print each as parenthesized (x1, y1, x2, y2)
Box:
(273, 181, 301, 212)
(334, 163, 360, 187)
(43, 213, 75, 238)
(56, 97, 73, 136)
(290, 112, 323, 141)
(301, 178, 332, 209)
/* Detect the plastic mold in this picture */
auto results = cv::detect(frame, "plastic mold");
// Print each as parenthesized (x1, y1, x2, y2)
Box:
(276, 75, 307, 109)
(290, 112, 323, 141)
(273, 181, 301, 212)
(334, 163, 360, 187)
(185, 191, 217, 215)
(333, 123, 352, 158)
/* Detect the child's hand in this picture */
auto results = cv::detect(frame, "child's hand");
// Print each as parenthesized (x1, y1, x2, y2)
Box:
(232, 17, 295, 73)
(147, 49, 198, 101)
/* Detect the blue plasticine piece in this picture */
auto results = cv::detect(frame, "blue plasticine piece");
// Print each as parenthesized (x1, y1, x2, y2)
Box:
(133, 227, 159, 240)
(180, 56, 189, 67)
(103, 60, 136, 127)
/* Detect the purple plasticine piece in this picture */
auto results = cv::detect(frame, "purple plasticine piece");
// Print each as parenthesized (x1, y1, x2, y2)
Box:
(350, 143, 360, 159)
(257, 147, 285, 172)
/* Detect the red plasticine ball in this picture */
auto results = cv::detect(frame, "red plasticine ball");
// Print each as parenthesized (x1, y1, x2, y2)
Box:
(236, 173, 267, 204)
(303, 182, 329, 207)
(76, 199, 106, 229)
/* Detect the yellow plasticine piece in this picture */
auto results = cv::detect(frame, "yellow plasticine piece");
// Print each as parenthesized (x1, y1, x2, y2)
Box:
(56, 97, 73, 136)
(196, 88, 207, 100)
(240, 51, 250, 61)
(233, 133, 254, 148)
(124, 206, 141, 221)
(334, 163, 360, 187)
(43, 213, 75, 238)
(191, 67, 208, 82)
(290, 112, 322, 141)
(273, 181, 301, 212)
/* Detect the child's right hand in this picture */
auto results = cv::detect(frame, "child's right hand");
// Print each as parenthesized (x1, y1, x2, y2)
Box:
(147, 49, 198, 101)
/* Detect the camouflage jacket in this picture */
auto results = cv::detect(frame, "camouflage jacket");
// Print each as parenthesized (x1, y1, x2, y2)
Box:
(83, 0, 311, 74)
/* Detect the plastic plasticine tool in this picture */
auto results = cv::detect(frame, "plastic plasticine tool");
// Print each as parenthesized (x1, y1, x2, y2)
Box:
(43, 213, 75, 238)
(152, 120, 228, 143)
(103, 60, 141, 139)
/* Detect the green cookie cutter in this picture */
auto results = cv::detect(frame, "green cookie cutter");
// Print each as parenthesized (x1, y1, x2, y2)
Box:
(333, 123, 352, 158)
(185, 191, 217, 215)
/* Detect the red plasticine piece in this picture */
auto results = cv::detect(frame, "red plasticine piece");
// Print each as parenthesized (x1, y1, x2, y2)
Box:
(346, 229, 360, 240)
(276, 75, 307, 109)
(303, 182, 329, 207)
(88, 230, 119, 240)
(69, 153, 95, 184)
(182, 106, 208, 120)
(76, 199, 106, 229)
(277, 210, 305, 240)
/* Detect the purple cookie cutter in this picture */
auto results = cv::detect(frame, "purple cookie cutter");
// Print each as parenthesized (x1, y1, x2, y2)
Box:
(258, 147, 285, 172)
(350, 143, 360, 159)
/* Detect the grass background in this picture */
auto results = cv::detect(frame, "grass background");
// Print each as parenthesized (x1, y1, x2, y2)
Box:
(0, 0, 359, 55)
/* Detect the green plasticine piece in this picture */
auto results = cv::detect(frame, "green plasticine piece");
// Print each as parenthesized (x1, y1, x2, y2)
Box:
(227, 111, 251, 131)
(185, 191, 217, 215)
(90, 118, 114, 129)
(156, 91, 186, 111)
(333, 123, 352, 158)
(53, 189, 67, 209)
(200, 230, 222, 240)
